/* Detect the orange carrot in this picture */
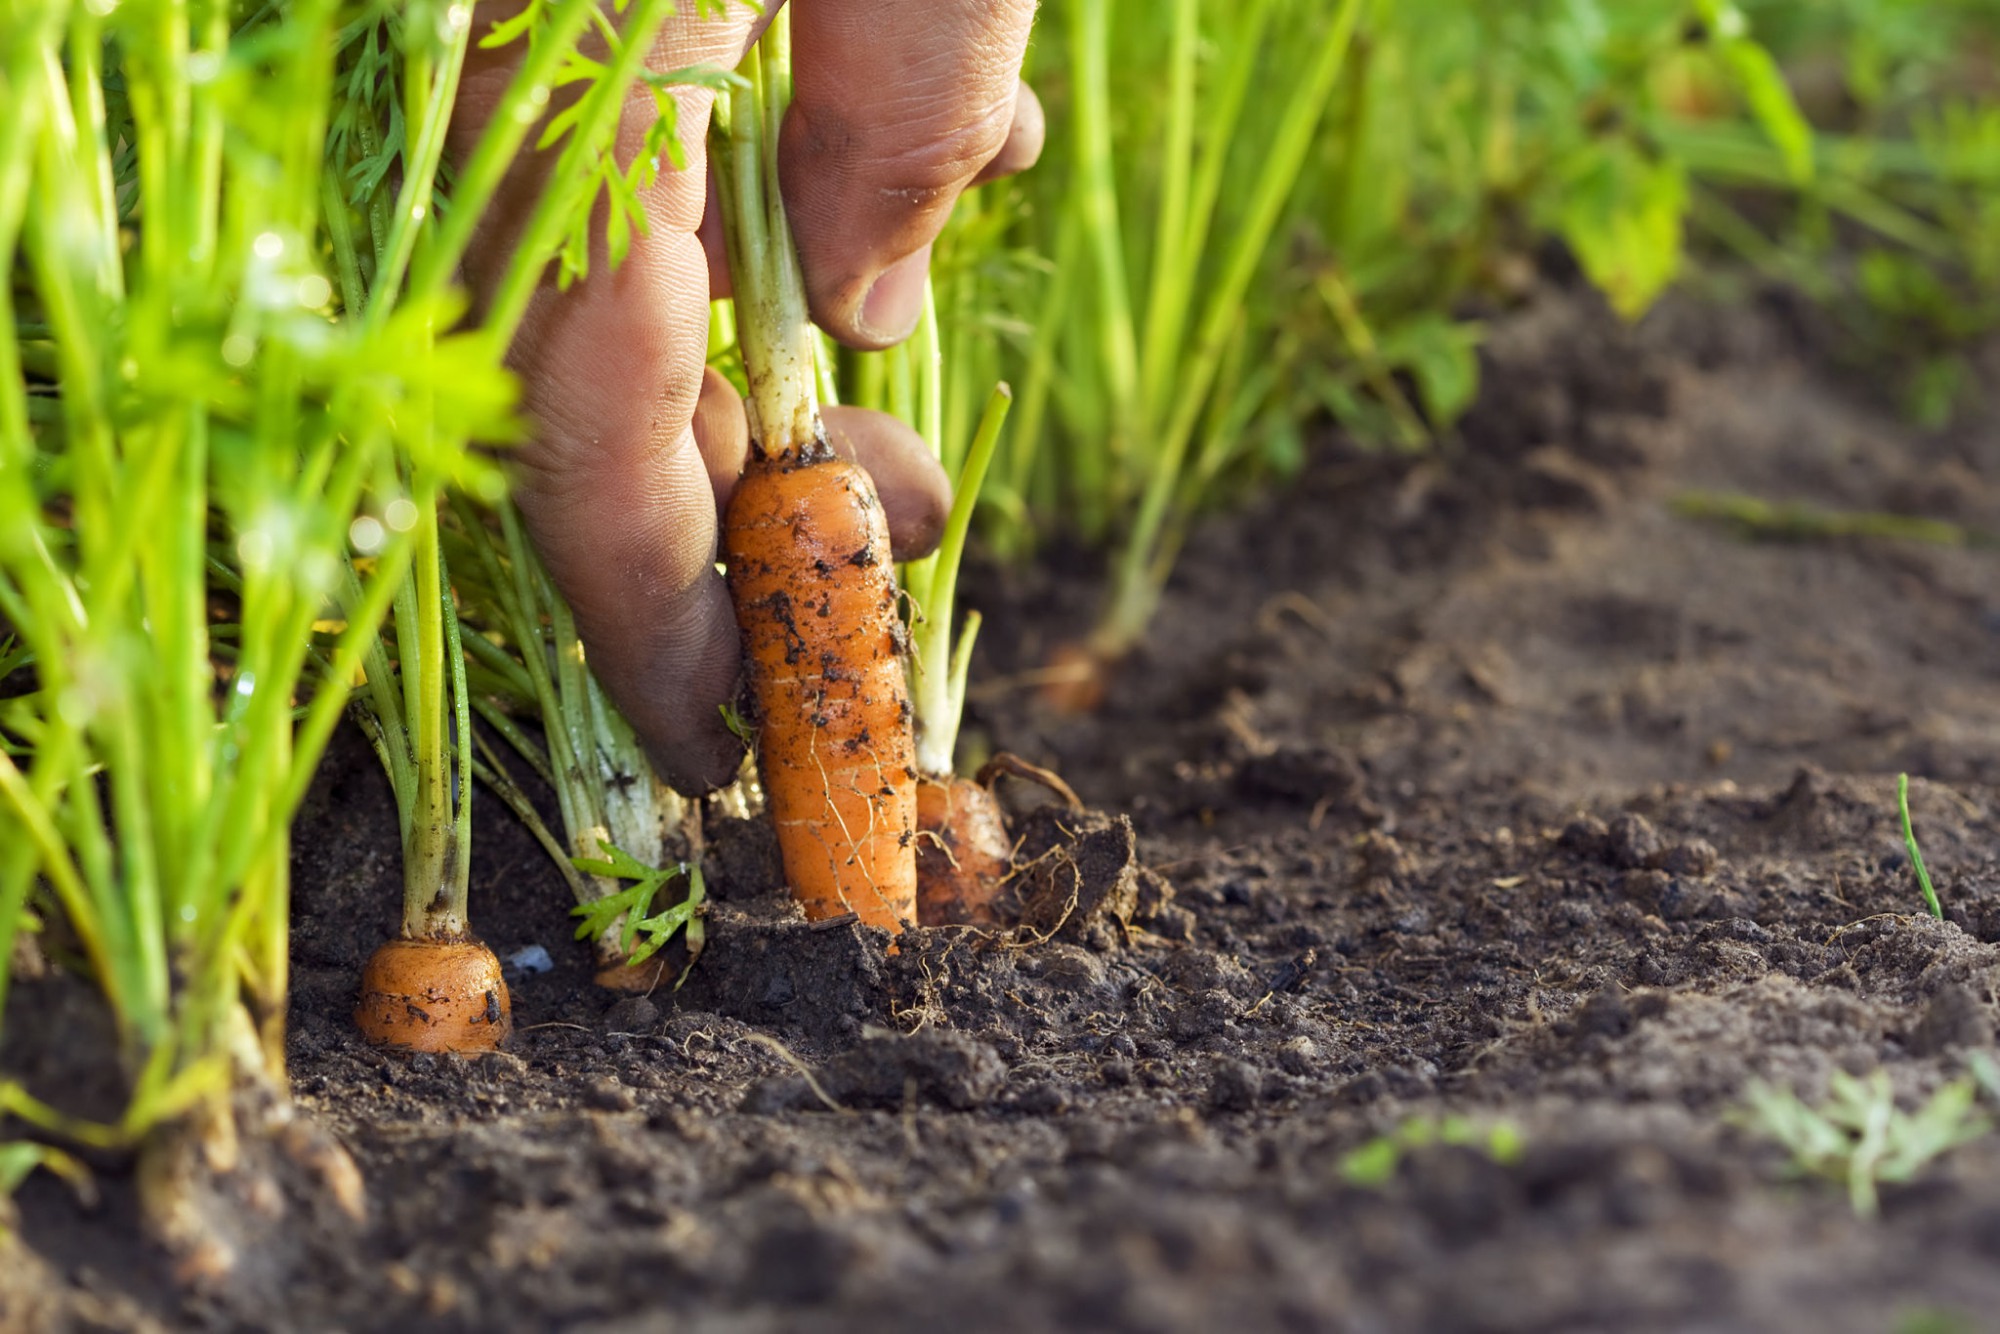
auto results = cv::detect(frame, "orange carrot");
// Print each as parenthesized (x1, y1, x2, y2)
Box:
(348, 490, 510, 1052)
(725, 444, 918, 933)
(593, 953, 673, 993)
(354, 937, 511, 1053)
(1039, 640, 1114, 715)
(712, 19, 919, 935)
(915, 774, 1012, 927)
(914, 755, 1081, 928)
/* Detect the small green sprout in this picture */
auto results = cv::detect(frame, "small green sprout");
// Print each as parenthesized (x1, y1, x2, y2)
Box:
(1339, 1114, 1525, 1187)
(1737, 1069, 1989, 1218)
(570, 843, 706, 981)
(1897, 773, 1944, 921)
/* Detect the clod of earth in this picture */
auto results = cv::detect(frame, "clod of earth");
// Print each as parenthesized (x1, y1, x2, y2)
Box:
(1012, 809, 1148, 947)
(915, 753, 1084, 929)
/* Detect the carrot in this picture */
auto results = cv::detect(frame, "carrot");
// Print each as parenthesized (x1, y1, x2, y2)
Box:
(915, 754, 1082, 928)
(354, 937, 511, 1053)
(594, 956, 672, 992)
(726, 447, 918, 930)
(347, 503, 511, 1051)
(713, 17, 918, 933)
(915, 775, 1012, 927)
(1039, 640, 1115, 715)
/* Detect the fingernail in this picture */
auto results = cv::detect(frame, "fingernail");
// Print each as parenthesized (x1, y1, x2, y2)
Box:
(857, 245, 932, 346)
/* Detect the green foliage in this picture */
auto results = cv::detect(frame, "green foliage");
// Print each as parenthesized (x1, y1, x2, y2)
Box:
(1677, 1, 2000, 421)
(1339, 1115, 1526, 1187)
(948, 0, 1999, 652)
(1896, 1309, 1979, 1334)
(570, 843, 706, 977)
(1738, 1068, 1991, 1218)
(719, 703, 755, 747)
(0, 0, 697, 1207)
(0, 1137, 92, 1239)
(1, 0, 484, 1144)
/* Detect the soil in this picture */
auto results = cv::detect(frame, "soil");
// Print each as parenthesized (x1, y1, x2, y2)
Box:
(12, 283, 2000, 1333)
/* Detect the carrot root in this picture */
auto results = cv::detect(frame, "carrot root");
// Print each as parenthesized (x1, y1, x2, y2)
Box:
(725, 450, 918, 934)
(354, 937, 512, 1053)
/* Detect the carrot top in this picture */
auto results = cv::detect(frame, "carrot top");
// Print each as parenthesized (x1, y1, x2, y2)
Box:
(712, 23, 821, 462)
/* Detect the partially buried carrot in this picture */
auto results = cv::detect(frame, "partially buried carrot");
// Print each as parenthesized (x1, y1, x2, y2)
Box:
(355, 937, 511, 1053)
(916, 754, 1082, 928)
(714, 17, 917, 933)
(915, 774, 1012, 927)
(350, 506, 510, 1052)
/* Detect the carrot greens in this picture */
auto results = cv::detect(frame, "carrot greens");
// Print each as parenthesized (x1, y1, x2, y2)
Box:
(0, 0, 698, 1235)
(933, 0, 1987, 662)
(449, 498, 709, 983)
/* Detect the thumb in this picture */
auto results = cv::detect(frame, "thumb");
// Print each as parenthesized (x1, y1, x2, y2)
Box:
(779, 0, 1041, 350)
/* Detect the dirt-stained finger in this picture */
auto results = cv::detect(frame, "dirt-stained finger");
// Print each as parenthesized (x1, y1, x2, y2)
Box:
(822, 405, 951, 561)
(692, 366, 750, 512)
(781, 0, 1038, 349)
(970, 79, 1045, 186)
(450, 3, 764, 794)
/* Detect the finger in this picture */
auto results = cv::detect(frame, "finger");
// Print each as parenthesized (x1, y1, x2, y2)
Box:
(823, 406, 951, 561)
(453, 4, 763, 794)
(781, 0, 1038, 349)
(970, 79, 1045, 186)
(698, 159, 731, 299)
(692, 366, 750, 512)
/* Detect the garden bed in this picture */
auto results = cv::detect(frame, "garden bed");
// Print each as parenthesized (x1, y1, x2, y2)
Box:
(11, 282, 2000, 1332)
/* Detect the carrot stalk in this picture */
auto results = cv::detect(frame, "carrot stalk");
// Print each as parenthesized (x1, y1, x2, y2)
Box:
(714, 16, 918, 933)
(450, 495, 706, 989)
(906, 384, 1013, 778)
(859, 304, 1029, 926)
(347, 514, 510, 1053)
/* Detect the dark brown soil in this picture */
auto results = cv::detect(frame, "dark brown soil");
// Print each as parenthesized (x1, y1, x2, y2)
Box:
(11, 285, 2000, 1333)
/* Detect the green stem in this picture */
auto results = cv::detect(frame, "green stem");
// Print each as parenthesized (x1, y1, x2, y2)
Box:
(712, 15, 821, 456)
(911, 385, 1012, 777)
(0, 749, 120, 1023)
(362, 4, 472, 319)
(1070, 0, 1140, 485)
(1898, 774, 1944, 922)
(999, 202, 1083, 556)
(402, 0, 599, 317)
(470, 736, 589, 903)
(1136, 0, 1199, 428)
(496, 502, 592, 844)
(401, 499, 468, 939)
(470, 695, 558, 791)
(1102, 0, 1363, 653)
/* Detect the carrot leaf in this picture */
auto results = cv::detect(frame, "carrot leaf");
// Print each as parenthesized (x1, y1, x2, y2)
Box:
(570, 845, 707, 972)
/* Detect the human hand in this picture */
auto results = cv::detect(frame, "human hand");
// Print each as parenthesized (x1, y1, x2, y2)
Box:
(449, 1, 1043, 793)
